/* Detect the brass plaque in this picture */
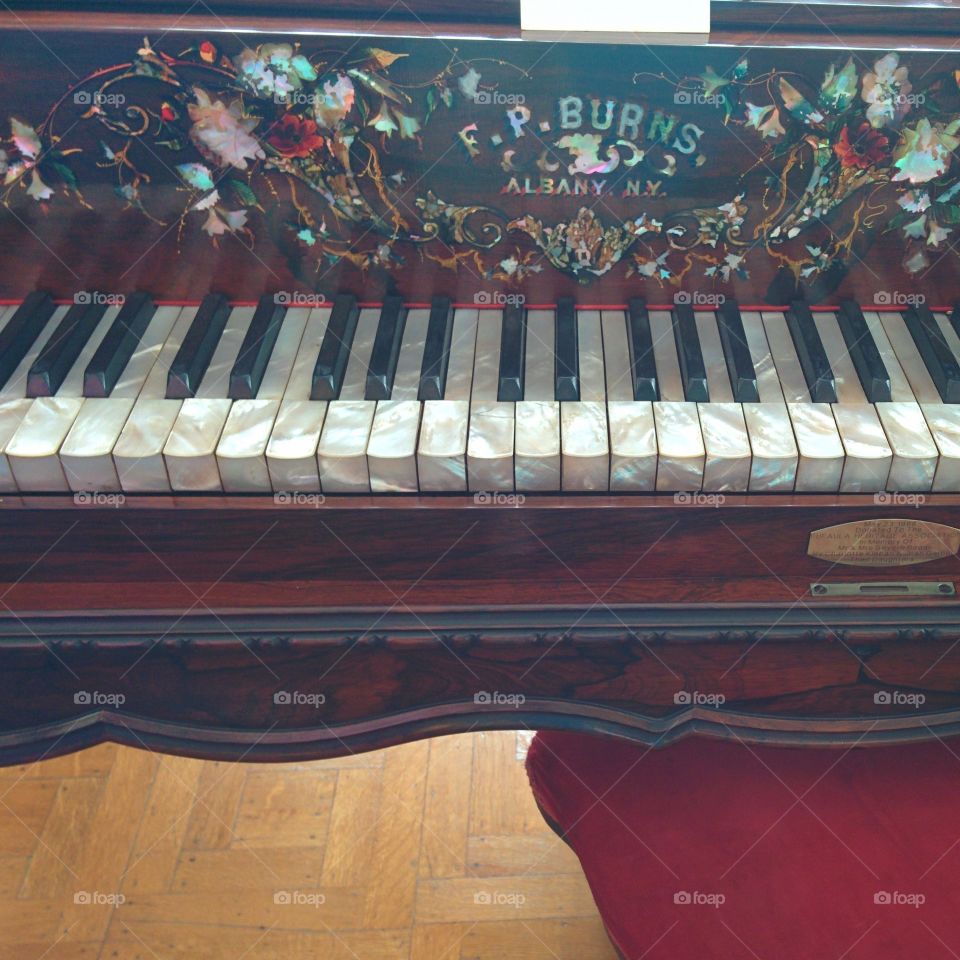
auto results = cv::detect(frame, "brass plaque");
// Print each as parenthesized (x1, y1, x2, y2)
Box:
(808, 519, 960, 567)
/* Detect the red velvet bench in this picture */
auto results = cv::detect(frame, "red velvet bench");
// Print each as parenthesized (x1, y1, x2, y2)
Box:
(526, 731, 960, 960)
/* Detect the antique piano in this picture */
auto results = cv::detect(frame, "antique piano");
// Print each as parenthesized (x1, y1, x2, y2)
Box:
(2, 0, 960, 766)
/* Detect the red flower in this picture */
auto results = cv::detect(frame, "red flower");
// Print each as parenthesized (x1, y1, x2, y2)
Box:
(268, 114, 325, 158)
(160, 102, 177, 123)
(199, 40, 217, 63)
(834, 122, 889, 170)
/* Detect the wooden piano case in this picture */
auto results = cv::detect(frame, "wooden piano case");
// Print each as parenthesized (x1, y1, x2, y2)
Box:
(2, 5, 960, 763)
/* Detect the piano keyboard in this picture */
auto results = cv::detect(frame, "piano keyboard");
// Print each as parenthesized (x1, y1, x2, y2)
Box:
(1, 292, 960, 495)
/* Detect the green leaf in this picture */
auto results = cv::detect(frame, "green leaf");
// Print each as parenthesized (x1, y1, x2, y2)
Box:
(290, 54, 317, 82)
(228, 178, 257, 207)
(820, 58, 857, 111)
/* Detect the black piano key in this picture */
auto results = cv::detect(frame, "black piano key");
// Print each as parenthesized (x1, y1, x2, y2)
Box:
(365, 296, 408, 400)
(716, 299, 759, 403)
(166, 293, 231, 399)
(27, 298, 107, 397)
(497, 303, 526, 401)
(554, 297, 580, 401)
(83, 292, 156, 398)
(949, 302, 960, 343)
(671, 302, 709, 402)
(229, 295, 287, 399)
(903, 303, 960, 403)
(418, 296, 454, 401)
(626, 298, 659, 401)
(0, 292, 56, 390)
(311, 293, 360, 400)
(837, 299, 891, 402)
(785, 300, 837, 403)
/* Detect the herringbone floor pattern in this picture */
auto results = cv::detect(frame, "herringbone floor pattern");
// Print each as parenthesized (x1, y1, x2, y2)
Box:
(0, 731, 616, 959)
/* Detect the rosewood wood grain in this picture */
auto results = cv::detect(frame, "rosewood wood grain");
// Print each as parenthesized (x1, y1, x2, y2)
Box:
(0, 496, 958, 764)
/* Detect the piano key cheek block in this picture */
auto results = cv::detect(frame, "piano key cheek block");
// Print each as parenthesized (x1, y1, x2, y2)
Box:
(3, 12, 960, 764)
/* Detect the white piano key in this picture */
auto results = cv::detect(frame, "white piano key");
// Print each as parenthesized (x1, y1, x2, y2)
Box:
(760, 312, 810, 404)
(7, 398, 83, 491)
(695, 311, 733, 402)
(366, 309, 429, 493)
(561, 401, 608, 490)
(60, 398, 134, 493)
(317, 400, 374, 492)
(654, 401, 704, 491)
(516, 400, 561, 490)
(367, 399, 421, 492)
(742, 312, 784, 403)
(164, 307, 256, 492)
(62, 305, 182, 493)
(743, 403, 797, 492)
(607, 401, 657, 490)
(876, 401, 937, 491)
(390, 308, 429, 401)
(0, 399, 33, 492)
(762, 311, 844, 492)
(163, 398, 232, 492)
(601, 310, 634, 404)
(790, 402, 846, 492)
(578, 310, 606, 402)
(316, 307, 379, 492)
(923, 405, 960, 490)
(649, 309, 684, 402)
(468, 312, 514, 492)
(560, 310, 609, 492)
(740, 312, 796, 491)
(418, 310, 478, 492)
(602, 309, 656, 490)
(8, 305, 118, 492)
(267, 306, 331, 492)
(698, 402, 751, 492)
(813, 311, 891, 492)
(114, 305, 198, 493)
(217, 308, 309, 493)
(516, 309, 559, 490)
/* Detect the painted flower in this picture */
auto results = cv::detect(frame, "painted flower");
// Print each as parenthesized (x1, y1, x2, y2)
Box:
(313, 74, 355, 128)
(187, 87, 265, 170)
(833, 123, 889, 170)
(892, 118, 960, 184)
(861, 53, 912, 129)
(233, 43, 317, 99)
(267, 114, 325, 157)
